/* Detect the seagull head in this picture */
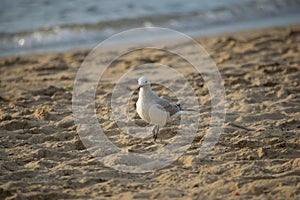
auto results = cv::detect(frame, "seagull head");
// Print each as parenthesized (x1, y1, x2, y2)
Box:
(138, 76, 150, 89)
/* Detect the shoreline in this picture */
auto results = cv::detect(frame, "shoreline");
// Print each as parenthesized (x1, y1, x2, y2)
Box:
(1, 13, 300, 58)
(0, 24, 300, 199)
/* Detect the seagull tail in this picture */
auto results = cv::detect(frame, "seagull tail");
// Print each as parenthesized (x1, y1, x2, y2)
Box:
(177, 104, 183, 111)
(177, 104, 198, 112)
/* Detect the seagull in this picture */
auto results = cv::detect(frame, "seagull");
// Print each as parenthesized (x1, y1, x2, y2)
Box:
(136, 76, 183, 141)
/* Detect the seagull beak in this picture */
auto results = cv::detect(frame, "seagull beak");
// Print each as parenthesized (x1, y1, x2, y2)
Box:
(138, 83, 146, 89)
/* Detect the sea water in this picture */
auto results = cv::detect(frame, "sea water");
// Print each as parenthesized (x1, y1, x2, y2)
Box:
(1, 0, 300, 57)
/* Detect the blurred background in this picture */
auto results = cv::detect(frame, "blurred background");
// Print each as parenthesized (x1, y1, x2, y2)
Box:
(1, 0, 300, 57)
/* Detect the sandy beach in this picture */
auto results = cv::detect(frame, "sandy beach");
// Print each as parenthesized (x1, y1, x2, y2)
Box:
(0, 25, 300, 199)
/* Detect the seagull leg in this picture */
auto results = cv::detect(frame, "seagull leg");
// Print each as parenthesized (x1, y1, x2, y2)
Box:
(155, 126, 159, 141)
(152, 125, 159, 141)
(152, 125, 157, 141)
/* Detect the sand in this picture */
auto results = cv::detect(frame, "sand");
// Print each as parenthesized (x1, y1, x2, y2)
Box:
(0, 25, 300, 199)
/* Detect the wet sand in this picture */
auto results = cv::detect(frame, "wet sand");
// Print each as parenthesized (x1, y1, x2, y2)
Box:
(0, 25, 300, 199)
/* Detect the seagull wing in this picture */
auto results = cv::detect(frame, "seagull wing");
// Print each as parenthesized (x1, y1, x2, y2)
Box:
(154, 98, 181, 116)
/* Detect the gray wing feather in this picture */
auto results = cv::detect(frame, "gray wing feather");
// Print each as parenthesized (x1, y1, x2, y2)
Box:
(154, 98, 180, 116)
